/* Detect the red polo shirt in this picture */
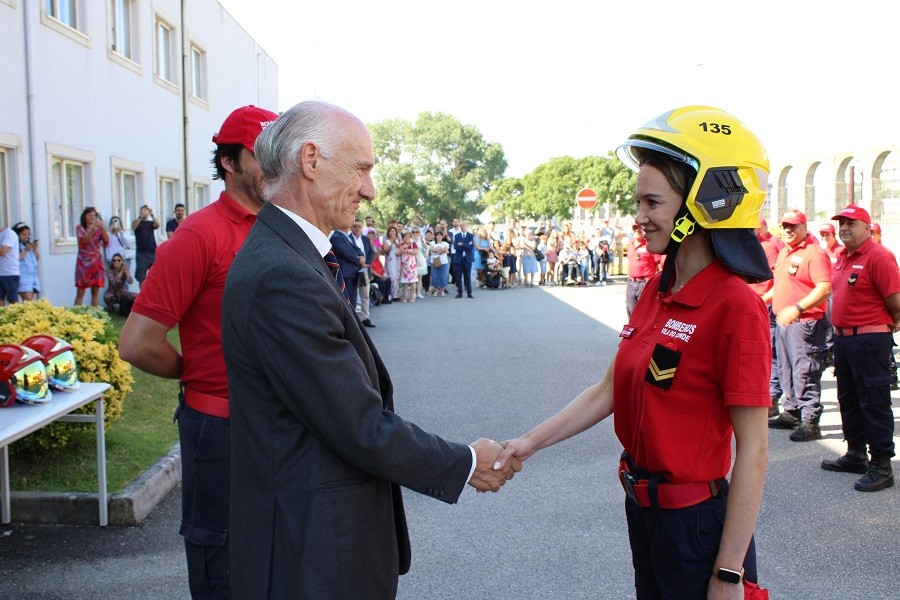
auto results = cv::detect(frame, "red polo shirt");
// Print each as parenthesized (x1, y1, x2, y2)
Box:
(831, 237, 900, 328)
(772, 232, 831, 319)
(132, 192, 256, 403)
(822, 239, 845, 266)
(614, 260, 770, 483)
(749, 231, 784, 295)
(626, 238, 662, 279)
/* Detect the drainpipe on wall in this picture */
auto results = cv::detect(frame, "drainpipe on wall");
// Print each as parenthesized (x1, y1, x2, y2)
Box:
(22, 0, 40, 238)
(181, 0, 190, 210)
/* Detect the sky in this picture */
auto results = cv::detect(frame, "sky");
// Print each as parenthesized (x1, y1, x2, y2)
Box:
(218, 0, 900, 179)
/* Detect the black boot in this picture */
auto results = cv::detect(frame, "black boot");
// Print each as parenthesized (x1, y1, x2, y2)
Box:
(822, 448, 869, 474)
(769, 409, 800, 430)
(854, 455, 895, 492)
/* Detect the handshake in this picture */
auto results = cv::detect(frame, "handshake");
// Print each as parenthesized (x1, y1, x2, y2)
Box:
(467, 437, 526, 493)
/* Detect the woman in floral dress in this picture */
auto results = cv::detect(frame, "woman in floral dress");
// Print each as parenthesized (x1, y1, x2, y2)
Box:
(398, 231, 419, 302)
(382, 225, 400, 300)
(74, 207, 109, 306)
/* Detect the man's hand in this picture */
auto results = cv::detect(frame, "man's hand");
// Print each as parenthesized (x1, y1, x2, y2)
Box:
(775, 305, 800, 327)
(468, 438, 522, 492)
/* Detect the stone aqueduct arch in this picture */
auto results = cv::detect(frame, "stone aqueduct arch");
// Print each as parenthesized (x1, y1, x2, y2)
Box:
(766, 146, 900, 227)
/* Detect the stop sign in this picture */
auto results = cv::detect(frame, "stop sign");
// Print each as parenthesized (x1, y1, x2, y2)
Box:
(576, 188, 598, 210)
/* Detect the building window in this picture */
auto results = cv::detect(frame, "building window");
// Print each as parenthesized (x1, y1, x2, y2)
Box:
(158, 176, 180, 222)
(190, 44, 208, 102)
(155, 15, 178, 85)
(111, 0, 138, 62)
(50, 157, 90, 243)
(192, 182, 209, 210)
(114, 168, 142, 224)
(0, 148, 9, 227)
(45, 0, 82, 31)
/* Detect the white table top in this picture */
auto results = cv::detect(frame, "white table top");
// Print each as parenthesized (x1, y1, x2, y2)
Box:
(0, 382, 111, 446)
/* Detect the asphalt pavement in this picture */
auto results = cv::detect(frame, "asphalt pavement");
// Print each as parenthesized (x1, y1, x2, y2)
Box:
(1, 279, 898, 599)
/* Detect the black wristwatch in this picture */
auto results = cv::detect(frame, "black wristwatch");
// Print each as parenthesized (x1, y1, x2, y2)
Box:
(712, 564, 744, 584)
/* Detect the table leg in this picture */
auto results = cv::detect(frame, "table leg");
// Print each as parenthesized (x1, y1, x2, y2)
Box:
(1, 445, 9, 524)
(95, 397, 108, 526)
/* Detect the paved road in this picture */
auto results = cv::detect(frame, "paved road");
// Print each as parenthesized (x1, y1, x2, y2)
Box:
(1, 281, 898, 599)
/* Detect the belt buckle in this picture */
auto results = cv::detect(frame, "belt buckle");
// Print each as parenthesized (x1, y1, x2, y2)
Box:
(620, 470, 638, 504)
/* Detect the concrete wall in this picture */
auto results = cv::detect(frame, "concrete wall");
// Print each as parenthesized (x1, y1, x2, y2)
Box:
(0, 0, 278, 305)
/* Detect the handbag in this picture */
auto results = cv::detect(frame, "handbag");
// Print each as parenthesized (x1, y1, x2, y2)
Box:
(533, 247, 545, 261)
(432, 256, 442, 268)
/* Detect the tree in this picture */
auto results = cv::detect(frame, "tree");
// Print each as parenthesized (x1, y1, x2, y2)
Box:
(483, 152, 636, 220)
(368, 113, 507, 225)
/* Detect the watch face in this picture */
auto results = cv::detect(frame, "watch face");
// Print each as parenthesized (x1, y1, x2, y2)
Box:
(716, 568, 742, 584)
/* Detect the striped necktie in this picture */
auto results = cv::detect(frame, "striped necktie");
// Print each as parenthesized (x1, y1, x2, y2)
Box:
(324, 250, 348, 302)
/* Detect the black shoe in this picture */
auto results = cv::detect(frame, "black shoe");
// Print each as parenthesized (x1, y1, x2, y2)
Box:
(467, 293, 473, 298)
(382, 299, 392, 305)
(767, 396, 780, 418)
(455, 293, 463, 298)
(854, 456, 894, 492)
(361, 319, 375, 328)
(768, 411, 800, 430)
(822, 449, 869, 474)
(789, 422, 822, 442)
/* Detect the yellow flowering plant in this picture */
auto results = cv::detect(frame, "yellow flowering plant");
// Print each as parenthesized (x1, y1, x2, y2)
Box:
(0, 299, 133, 450)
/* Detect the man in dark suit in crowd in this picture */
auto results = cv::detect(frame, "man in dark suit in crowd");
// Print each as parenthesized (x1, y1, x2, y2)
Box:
(221, 100, 520, 600)
(329, 224, 365, 304)
(452, 220, 475, 298)
(351, 218, 377, 327)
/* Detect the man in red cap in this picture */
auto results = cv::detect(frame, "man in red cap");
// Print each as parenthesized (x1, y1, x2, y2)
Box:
(763, 208, 832, 441)
(818, 222, 844, 368)
(120, 105, 278, 598)
(751, 218, 785, 416)
(624, 223, 662, 316)
(821, 204, 900, 491)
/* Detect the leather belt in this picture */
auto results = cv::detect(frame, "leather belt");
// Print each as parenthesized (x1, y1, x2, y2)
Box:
(183, 386, 230, 419)
(834, 324, 891, 337)
(618, 458, 721, 510)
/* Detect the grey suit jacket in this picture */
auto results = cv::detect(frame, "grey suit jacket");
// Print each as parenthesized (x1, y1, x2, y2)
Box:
(222, 203, 472, 600)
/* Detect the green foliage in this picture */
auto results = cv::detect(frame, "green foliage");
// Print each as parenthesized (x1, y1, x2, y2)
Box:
(369, 112, 508, 224)
(483, 152, 637, 220)
(0, 300, 134, 451)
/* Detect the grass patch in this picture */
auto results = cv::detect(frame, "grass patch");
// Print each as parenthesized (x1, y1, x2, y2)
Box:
(7, 315, 181, 493)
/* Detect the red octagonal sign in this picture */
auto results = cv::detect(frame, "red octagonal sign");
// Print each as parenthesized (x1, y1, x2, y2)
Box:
(576, 188, 598, 210)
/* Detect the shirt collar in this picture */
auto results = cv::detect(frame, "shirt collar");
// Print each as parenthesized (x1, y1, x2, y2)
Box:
(663, 260, 732, 308)
(273, 205, 332, 258)
(846, 236, 875, 258)
(215, 191, 256, 224)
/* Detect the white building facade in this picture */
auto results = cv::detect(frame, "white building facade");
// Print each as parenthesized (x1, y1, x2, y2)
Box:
(0, 0, 278, 305)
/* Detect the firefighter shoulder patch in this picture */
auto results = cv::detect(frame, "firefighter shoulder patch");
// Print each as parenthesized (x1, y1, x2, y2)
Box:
(645, 343, 682, 390)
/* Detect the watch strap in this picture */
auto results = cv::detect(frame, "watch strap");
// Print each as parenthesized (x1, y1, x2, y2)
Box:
(712, 564, 744, 584)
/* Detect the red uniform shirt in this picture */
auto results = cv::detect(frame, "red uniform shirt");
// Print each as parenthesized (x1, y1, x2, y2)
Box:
(614, 261, 770, 483)
(626, 237, 661, 279)
(132, 192, 256, 401)
(822, 239, 845, 267)
(749, 231, 784, 295)
(830, 237, 900, 328)
(772, 232, 831, 319)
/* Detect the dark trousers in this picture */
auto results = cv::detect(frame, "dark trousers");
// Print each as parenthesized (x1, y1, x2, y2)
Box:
(834, 332, 896, 458)
(454, 261, 472, 294)
(768, 305, 782, 398)
(343, 274, 358, 303)
(775, 319, 827, 422)
(135, 252, 156, 284)
(624, 480, 758, 599)
(177, 400, 231, 599)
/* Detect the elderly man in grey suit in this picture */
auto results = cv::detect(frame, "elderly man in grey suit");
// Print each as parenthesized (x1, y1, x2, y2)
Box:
(221, 100, 521, 600)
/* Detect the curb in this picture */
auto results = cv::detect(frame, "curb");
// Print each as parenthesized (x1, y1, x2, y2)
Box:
(9, 443, 181, 526)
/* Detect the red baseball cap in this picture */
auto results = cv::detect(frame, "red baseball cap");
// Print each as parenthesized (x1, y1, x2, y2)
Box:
(212, 105, 279, 153)
(831, 204, 871, 225)
(819, 223, 835, 234)
(780, 209, 807, 225)
(870, 222, 881, 232)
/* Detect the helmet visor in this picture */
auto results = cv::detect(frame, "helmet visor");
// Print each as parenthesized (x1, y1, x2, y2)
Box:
(47, 349, 79, 391)
(11, 351, 52, 404)
(616, 138, 700, 173)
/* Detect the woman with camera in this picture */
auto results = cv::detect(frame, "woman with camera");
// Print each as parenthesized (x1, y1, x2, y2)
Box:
(74, 207, 109, 306)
